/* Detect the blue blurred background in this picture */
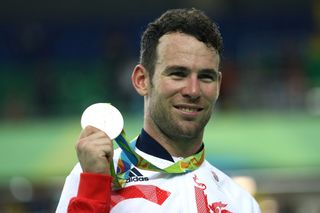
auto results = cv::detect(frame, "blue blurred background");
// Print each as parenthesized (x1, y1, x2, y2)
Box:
(0, 0, 320, 212)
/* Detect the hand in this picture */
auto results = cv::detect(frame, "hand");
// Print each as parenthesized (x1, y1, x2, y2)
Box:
(75, 126, 114, 175)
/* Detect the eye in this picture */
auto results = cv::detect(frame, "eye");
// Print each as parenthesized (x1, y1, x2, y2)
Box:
(165, 67, 188, 80)
(198, 72, 217, 82)
(170, 70, 187, 78)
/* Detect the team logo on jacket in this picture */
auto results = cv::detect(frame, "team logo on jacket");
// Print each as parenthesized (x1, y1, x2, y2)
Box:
(193, 175, 232, 213)
(126, 168, 149, 183)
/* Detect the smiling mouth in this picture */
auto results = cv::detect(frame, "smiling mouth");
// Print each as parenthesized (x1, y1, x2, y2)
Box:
(174, 105, 203, 113)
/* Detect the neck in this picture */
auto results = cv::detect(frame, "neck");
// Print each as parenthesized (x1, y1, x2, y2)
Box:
(144, 120, 204, 158)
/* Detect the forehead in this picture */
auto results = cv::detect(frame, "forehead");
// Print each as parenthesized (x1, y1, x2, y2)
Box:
(155, 32, 220, 70)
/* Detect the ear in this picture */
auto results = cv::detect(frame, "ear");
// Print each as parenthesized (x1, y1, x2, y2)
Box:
(217, 71, 222, 97)
(131, 64, 150, 96)
(218, 71, 222, 87)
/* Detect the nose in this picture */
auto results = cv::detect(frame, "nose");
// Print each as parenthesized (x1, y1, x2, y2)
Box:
(181, 74, 201, 100)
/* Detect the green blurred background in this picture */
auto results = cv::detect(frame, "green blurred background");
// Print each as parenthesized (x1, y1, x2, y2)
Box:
(0, 0, 320, 212)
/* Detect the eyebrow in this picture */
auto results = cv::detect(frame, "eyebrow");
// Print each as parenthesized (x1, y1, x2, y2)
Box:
(162, 65, 188, 74)
(199, 68, 219, 78)
(163, 65, 218, 75)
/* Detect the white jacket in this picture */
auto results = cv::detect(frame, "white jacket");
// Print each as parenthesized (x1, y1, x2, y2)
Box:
(57, 131, 261, 213)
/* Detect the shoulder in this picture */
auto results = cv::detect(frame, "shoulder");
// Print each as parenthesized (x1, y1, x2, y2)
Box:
(64, 162, 83, 186)
(202, 161, 245, 192)
(56, 163, 83, 212)
(202, 161, 261, 211)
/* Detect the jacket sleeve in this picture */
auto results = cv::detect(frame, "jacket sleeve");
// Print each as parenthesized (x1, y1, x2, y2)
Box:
(67, 173, 112, 213)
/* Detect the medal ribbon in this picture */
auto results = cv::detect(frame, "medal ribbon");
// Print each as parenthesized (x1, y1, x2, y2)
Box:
(110, 130, 205, 189)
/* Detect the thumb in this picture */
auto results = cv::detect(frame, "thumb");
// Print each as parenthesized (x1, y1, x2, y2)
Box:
(79, 125, 102, 139)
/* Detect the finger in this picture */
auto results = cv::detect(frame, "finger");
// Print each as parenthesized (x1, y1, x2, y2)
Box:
(79, 125, 104, 139)
(77, 131, 114, 150)
(97, 144, 114, 158)
(76, 137, 114, 174)
(81, 130, 110, 143)
(76, 134, 113, 153)
(87, 137, 114, 149)
(79, 126, 116, 143)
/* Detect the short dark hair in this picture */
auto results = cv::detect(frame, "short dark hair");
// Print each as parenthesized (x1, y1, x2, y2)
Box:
(139, 8, 223, 78)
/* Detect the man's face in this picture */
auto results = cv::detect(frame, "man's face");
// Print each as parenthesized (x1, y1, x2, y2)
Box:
(145, 32, 221, 141)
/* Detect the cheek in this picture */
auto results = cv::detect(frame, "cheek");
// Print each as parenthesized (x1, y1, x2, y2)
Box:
(157, 80, 181, 97)
(202, 84, 220, 101)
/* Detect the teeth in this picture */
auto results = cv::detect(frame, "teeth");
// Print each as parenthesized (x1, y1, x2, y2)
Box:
(180, 107, 197, 112)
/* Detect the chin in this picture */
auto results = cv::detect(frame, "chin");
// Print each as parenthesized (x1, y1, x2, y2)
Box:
(174, 126, 202, 140)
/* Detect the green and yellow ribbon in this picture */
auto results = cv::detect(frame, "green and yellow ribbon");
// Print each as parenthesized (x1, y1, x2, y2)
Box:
(110, 130, 205, 189)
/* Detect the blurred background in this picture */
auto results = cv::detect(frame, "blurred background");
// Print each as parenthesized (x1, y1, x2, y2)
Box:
(0, 0, 320, 212)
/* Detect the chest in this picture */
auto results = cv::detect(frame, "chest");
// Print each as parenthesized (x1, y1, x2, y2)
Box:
(110, 168, 235, 213)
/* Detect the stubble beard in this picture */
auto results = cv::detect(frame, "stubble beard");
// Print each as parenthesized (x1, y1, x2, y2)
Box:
(148, 99, 212, 143)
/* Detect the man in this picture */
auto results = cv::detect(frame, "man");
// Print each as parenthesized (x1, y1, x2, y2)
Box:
(56, 8, 261, 212)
